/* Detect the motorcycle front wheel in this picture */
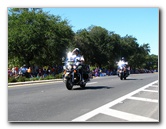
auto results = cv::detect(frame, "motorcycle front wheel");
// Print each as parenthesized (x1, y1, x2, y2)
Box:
(66, 78, 73, 90)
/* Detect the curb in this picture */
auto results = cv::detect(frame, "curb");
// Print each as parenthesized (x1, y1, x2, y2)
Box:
(8, 79, 63, 86)
(8, 75, 114, 86)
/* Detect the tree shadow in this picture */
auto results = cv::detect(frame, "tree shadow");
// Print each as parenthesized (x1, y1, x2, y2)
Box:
(73, 86, 114, 90)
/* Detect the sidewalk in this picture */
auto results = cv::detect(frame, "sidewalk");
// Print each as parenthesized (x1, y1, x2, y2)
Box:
(8, 75, 110, 86)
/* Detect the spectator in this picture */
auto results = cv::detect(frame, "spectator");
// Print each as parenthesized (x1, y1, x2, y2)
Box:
(8, 68, 12, 77)
(43, 68, 47, 78)
(19, 67, 23, 76)
(47, 66, 51, 75)
(38, 67, 42, 78)
(15, 66, 19, 76)
(27, 67, 32, 78)
(21, 65, 28, 76)
(52, 67, 55, 76)
(11, 67, 15, 76)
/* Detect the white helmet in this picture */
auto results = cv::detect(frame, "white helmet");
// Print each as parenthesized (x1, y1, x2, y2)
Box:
(73, 48, 80, 53)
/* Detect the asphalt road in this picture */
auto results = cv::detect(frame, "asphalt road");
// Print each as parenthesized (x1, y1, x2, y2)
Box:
(8, 73, 159, 122)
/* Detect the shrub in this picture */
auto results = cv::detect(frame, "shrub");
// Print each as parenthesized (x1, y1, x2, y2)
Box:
(17, 76, 26, 82)
(8, 73, 63, 83)
(8, 77, 17, 83)
(55, 72, 63, 79)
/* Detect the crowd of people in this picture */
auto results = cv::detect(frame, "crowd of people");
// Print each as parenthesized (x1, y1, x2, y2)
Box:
(90, 67, 156, 77)
(8, 64, 118, 79)
(8, 65, 63, 79)
(8, 64, 157, 80)
(91, 67, 117, 77)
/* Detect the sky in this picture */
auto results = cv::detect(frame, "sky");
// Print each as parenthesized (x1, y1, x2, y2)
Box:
(43, 8, 159, 55)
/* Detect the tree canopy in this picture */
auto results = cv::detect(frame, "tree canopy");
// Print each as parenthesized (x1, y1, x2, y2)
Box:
(8, 8, 74, 67)
(8, 8, 158, 71)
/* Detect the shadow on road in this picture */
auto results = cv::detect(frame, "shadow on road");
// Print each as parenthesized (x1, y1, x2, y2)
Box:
(73, 86, 114, 90)
(125, 78, 143, 80)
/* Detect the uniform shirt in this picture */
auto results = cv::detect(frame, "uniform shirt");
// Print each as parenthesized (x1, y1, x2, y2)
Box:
(117, 60, 127, 69)
(74, 54, 84, 62)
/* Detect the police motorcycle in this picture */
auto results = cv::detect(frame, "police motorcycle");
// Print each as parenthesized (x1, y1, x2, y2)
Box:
(117, 61, 130, 80)
(62, 52, 90, 90)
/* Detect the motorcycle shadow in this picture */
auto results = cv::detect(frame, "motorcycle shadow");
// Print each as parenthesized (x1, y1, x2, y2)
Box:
(125, 78, 143, 80)
(73, 86, 114, 90)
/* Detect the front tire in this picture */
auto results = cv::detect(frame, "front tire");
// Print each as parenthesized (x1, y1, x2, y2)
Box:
(120, 73, 123, 80)
(66, 78, 73, 90)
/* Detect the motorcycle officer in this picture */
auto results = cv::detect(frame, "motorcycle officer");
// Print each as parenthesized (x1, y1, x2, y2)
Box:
(117, 57, 130, 75)
(71, 48, 87, 83)
(72, 48, 84, 64)
(118, 57, 126, 66)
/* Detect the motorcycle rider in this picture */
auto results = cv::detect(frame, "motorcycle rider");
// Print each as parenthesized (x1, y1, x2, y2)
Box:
(71, 48, 84, 64)
(71, 48, 88, 83)
(117, 57, 130, 75)
(118, 57, 126, 67)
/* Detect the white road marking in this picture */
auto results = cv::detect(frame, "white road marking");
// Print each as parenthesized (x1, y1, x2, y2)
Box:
(101, 109, 158, 122)
(150, 85, 158, 88)
(72, 80, 158, 122)
(9, 81, 98, 88)
(142, 89, 158, 93)
(128, 96, 158, 103)
(8, 81, 62, 88)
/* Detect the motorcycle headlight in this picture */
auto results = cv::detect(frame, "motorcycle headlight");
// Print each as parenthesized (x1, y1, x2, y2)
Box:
(73, 65, 76, 69)
(67, 65, 72, 70)
(63, 66, 66, 70)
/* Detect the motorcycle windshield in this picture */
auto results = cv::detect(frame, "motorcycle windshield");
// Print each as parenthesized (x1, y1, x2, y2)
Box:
(118, 64, 126, 67)
(118, 63, 126, 69)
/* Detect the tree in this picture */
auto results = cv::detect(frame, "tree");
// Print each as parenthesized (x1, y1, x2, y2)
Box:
(8, 8, 74, 67)
(73, 26, 111, 68)
(108, 33, 121, 66)
(73, 26, 154, 71)
(145, 54, 158, 70)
